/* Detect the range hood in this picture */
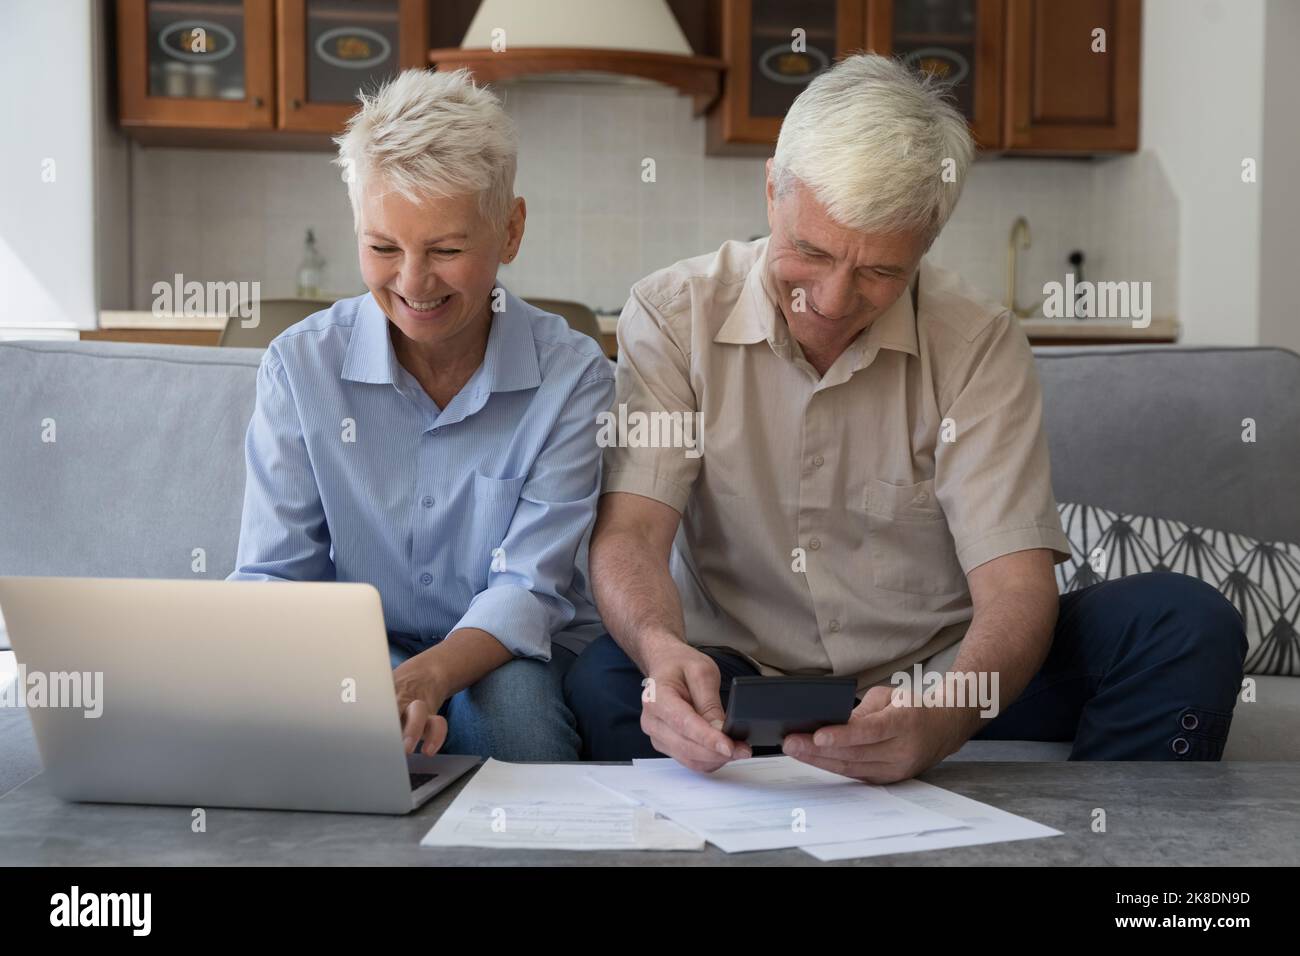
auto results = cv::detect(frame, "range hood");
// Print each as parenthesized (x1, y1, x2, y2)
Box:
(428, 0, 724, 115)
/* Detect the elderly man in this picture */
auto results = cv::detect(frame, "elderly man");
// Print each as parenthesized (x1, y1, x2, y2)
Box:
(564, 54, 1246, 782)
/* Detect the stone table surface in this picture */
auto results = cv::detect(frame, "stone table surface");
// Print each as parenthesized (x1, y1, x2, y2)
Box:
(0, 760, 1295, 866)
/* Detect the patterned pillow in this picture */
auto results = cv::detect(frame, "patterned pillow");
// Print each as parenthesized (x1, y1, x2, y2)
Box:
(1055, 503, 1300, 677)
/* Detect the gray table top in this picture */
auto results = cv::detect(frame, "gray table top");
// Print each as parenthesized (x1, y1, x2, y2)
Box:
(1, 760, 1296, 866)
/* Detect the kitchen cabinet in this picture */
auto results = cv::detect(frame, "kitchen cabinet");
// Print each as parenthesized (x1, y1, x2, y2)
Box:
(276, 0, 428, 133)
(708, 0, 864, 148)
(708, 0, 1140, 155)
(117, 0, 276, 132)
(1003, 0, 1141, 152)
(116, 0, 428, 144)
(864, 0, 1004, 150)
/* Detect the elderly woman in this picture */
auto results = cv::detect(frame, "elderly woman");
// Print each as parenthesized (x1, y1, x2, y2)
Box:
(229, 69, 612, 761)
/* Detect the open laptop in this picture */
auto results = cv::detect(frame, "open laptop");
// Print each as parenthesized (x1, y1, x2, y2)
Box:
(0, 576, 479, 814)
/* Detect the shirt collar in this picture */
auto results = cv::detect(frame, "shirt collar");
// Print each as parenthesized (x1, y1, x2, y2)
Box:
(342, 286, 542, 394)
(713, 236, 922, 362)
(341, 292, 403, 386)
(714, 238, 780, 346)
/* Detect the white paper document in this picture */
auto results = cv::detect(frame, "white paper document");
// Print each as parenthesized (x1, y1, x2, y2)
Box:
(420, 759, 704, 851)
(802, 777, 1063, 861)
(588, 756, 966, 853)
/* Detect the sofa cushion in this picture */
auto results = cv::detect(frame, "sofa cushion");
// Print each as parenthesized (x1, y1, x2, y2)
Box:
(0, 341, 263, 588)
(1035, 346, 1300, 544)
(1055, 502, 1300, 677)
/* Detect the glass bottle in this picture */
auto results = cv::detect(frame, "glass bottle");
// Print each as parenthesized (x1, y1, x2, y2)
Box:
(297, 229, 325, 298)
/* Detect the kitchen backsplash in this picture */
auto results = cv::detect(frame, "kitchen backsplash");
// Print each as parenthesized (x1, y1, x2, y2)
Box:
(128, 81, 1177, 319)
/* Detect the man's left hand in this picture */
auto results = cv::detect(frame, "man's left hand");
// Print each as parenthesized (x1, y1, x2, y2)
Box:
(781, 685, 979, 784)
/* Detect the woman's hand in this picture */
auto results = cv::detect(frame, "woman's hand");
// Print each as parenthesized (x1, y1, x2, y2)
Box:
(393, 652, 450, 756)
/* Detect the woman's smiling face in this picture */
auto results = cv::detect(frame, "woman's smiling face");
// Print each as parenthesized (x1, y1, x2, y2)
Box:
(356, 180, 524, 350)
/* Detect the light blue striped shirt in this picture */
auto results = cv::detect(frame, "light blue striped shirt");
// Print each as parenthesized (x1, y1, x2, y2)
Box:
(228, 288, 614, 660)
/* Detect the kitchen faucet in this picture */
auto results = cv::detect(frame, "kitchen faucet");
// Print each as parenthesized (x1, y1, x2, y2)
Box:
(1005, 216, 1042, 318)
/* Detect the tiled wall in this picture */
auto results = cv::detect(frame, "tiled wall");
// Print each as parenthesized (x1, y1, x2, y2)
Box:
(933, 151, 1179, 319)
(127, 80, 1177, 319)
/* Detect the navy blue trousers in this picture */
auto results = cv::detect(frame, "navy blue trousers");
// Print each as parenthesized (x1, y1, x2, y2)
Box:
(563, 571, 1248, 762)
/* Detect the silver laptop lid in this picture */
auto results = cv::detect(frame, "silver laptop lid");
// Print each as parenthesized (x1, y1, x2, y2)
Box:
(0, 577, 422, 814)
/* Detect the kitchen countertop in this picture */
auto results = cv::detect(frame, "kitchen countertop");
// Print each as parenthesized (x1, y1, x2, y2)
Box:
(101, 311, 1180, 343)
(100, 310, 227, 331)
(1019, 316, 1180, 341)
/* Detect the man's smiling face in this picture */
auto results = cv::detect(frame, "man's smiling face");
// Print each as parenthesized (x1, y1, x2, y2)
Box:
(764, 162, 928, 370)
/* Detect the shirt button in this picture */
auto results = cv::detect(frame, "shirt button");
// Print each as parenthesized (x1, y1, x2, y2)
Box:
(809, 537, 822, 550)
(419, 573, 433, 586)
(812, 455, 824, 467)
(1171, 736, 1190, 755)
(915, 492, 929, 503)
(828, 619, 841, 633)
(421, 496, 435, 508)
(1181, 712, 1199, 731)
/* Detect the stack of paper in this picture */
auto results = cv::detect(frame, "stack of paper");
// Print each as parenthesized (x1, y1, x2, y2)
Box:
(592, 757, 1061, 859)
(420, 759, 703, 851)
(587, 758, 968, 853)
(801, 777, 1062, 861)
(421, 756, 1062, 860)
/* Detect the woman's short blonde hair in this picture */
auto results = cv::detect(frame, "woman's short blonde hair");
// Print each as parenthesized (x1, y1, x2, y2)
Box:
(333, 68, 517, 229)
(772, 54, 973, 247)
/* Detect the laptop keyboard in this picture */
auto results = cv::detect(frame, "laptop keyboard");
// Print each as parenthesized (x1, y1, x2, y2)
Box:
(409, 772, 439, 790)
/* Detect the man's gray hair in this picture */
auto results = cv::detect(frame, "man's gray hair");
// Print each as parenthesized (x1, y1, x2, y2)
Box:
(333, 68, 517, 229)
(771, 53, 974, 246)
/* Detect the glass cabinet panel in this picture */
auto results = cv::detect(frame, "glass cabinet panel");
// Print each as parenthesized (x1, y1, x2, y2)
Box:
(890, 0, 979, 123)
(304, 0, 401, 105)
(748, 0, 838, 119)
(146, 0, 249, 100)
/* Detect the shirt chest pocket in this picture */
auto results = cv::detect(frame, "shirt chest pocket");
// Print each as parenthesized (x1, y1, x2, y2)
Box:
(471, 472, 528, 556)
(863, 477, 965, 595)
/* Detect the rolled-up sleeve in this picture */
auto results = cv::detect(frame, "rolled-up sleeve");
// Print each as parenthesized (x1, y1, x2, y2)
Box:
(934, 311, 1072, 575)
(450, 363, 615, 659)
(601, 289, 702, 513)
(227, 352, 335, 583)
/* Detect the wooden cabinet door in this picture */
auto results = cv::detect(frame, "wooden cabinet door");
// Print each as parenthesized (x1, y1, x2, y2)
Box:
(713, 0, 865, 147)
(1003, 0, 1140, 151)
(276, 0, 428, 134)
(117, 0, 275, 129)
(863, 0, 1005, 150)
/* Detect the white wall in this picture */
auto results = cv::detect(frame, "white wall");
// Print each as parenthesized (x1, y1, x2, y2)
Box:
(1258, 0, 1300, 355)
(1141, 0, 1267, 346)
(0, 0, 98, 337)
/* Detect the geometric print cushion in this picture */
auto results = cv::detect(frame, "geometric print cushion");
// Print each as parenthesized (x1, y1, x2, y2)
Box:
(1056, 502, 1300, 677)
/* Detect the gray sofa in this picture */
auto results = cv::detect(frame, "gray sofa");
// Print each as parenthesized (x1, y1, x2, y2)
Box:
(1, 340, 1297, 795)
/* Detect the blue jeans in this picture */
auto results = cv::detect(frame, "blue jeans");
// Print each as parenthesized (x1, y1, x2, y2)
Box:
(563, 571, 1248, 762)
(388, 632, 581, 761)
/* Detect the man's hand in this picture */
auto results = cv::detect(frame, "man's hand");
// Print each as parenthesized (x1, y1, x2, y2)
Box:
(641, 639, 753, 773)
(393, 653, 449, 757)
(782, 685, 978, 783)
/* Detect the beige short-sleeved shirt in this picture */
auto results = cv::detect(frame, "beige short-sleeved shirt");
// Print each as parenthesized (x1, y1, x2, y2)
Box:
(603, 237, 1072, 692)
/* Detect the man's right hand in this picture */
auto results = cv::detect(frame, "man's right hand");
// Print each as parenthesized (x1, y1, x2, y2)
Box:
(640, 639, 752, 772)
